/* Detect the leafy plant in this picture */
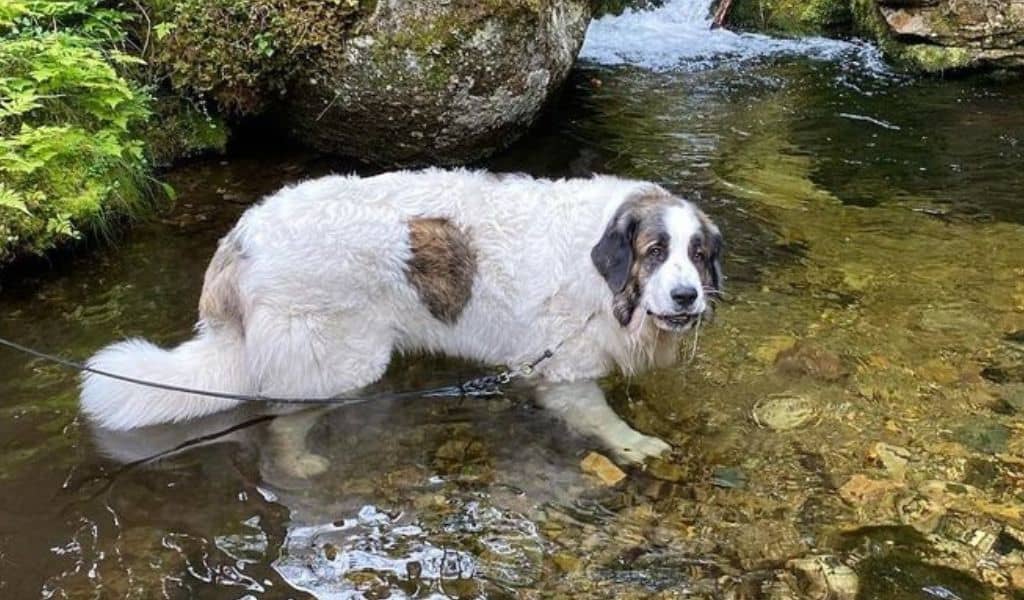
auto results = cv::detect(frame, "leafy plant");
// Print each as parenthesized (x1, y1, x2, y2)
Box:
(0, 1, 157, 264)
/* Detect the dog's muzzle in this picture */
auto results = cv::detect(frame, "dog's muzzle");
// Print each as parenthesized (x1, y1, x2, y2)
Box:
(648, 310, 702, 332)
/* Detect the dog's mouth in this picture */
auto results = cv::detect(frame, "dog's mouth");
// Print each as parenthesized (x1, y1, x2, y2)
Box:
(647, 310, 700, 332)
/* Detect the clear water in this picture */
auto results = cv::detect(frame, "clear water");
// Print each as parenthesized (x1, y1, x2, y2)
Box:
(2, 2, 1024, 598)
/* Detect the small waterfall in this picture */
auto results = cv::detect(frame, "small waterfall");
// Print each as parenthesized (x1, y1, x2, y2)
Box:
(580, 0, 883, 71)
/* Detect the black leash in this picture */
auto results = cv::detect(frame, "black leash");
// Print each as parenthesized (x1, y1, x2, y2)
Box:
(0, 336, 553, 405)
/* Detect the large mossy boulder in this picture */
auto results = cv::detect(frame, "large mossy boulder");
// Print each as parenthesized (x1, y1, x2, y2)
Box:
(289, 0, 591, 165)
(147, 0, 591, 166)
(855, 0, 1024, 72)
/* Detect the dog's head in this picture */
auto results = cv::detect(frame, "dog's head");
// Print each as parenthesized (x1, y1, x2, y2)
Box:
(591, 190, 723, 332)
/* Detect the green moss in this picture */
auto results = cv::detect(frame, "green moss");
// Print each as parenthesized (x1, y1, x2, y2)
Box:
(144, 97, 228, 167)
(143, 0, 368, 115)
(849, 0, 891, 43)
(591, 0, 661, 17)
(897, 44, 974, 73)
(728, 0, 852, 36)
(364, 4, 541, 93)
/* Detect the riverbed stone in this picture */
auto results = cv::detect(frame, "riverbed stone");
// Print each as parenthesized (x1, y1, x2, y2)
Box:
(838, 473, 904, 505)
(897, 494, 947, 533)
(581, 451, 627, 486)
(733, 520, 807, 569)
(1010, 566, 1024, 590)
(774, 341, 848, 382)
(787, 555, 859, 600)
(952, 419, 1011, 454)
(919, 480, 1024, 528)
(996, 383, 1024, 413)
(867, 442, 911, 480)
(752, 393, 819, 431)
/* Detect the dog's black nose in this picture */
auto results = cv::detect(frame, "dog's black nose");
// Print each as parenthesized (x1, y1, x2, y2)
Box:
(671, 286, 699, 308)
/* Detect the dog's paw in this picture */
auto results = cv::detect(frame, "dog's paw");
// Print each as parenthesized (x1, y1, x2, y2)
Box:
(281, 452, 330, 479)
(614, 433, 672, 465)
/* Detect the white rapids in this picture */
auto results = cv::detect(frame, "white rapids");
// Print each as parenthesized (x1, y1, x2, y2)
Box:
(580, 0, 885, 71)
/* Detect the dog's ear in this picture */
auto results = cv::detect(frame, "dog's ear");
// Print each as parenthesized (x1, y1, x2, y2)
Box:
(707, 225, 724, 292)
(591, 208, 636, 293)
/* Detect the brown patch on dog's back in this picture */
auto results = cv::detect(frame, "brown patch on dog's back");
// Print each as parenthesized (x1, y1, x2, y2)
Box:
(406, 218, 477, 324)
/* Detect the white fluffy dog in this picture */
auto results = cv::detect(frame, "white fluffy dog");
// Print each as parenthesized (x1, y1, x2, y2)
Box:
(81, 169, 722, 463)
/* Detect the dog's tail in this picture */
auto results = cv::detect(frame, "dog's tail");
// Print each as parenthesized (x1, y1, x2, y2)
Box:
(79, 326, 251, 430)
(81, 231, 252, 430)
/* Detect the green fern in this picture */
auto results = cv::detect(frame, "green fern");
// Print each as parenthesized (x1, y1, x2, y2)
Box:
(0, 1, 157, 264)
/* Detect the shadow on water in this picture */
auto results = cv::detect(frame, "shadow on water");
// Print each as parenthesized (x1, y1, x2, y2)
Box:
(3, 30, 1024, 600)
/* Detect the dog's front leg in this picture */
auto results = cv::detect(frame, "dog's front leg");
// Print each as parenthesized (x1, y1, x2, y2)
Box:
(535, 380, 671, 464)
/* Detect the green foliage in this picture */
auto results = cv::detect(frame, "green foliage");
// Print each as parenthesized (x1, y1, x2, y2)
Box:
(0, 1, 155, 264)
(144, 96, 228, 166)
(728, 0, 852, 36)
(590, 0, 663, 18)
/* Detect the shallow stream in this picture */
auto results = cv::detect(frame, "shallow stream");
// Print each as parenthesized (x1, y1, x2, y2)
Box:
(2, 1, 1024, 598)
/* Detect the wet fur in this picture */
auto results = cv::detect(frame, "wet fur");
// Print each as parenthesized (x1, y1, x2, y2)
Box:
(80, 169, 722, 463)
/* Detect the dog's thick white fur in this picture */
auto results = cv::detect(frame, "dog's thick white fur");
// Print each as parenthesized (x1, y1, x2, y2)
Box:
(81, 169, 722, 463)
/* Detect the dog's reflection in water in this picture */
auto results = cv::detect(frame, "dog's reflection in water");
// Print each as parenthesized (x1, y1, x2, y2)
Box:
(89, 402, 337, 486)
(86, 394, 617, 595)
(86, 388, 595, 491)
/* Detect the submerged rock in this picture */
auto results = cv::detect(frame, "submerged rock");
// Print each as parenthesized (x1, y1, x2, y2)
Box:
(786, 555, 859, 600)
(752, 393, 819, 431)
(995, 383, 1024, 414)
(581, 451, 627, 486)
(774, 341, 848, 382)
(733, 520, 808, 569)
(867, 442, 911, 481)
(897, 494, 947, 533)
(952, 419, 1011, 455)
(1010, 566, 1024, 590)
(838, 473, 904, 505)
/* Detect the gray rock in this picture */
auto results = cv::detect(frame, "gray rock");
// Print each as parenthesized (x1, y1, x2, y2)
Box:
(872, 0, 1024, 71)
(286, 0, 591, 165)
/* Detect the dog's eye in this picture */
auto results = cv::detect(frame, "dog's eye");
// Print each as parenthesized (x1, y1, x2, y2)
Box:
(647, 245, 664, 258)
